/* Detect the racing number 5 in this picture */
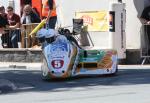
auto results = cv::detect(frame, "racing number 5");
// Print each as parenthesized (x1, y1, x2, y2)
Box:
(52, 60, 64, 69)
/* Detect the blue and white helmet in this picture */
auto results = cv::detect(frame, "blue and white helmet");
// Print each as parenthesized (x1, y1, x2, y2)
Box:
(45, 29, 57, 38)
(37, 28, 47, 38)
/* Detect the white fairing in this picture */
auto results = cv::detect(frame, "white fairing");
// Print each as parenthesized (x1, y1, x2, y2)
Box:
(73, 54, 118, 76)
(110, 55, 118, 73)
(41, 29, 118, 79)
(43, 35, 76, 77)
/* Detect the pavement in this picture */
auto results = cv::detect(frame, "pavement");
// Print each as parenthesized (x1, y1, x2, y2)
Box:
(0, 62, 42, 70)
(0, 62, 150, 70)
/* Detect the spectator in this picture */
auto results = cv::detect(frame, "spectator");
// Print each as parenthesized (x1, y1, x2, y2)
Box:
(42, 0, 57, 29)
(7, 6, 21, 48)
(32, 7, 40, 17)
(0, 6, 8, 32)
(0, 5, 9, 48)
(21, 5, 41, 48)
(140, 5, 150, 54)
(0, 5, 7, 18)
(21, 4, 41, 24)
(7, 6, 20, 29)
(140, 5, 150, 24)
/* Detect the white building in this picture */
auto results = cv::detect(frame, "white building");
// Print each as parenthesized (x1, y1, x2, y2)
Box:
(0, 0, 149, 63)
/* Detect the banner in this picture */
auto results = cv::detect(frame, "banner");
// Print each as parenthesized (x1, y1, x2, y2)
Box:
(75, 11, 109, 31)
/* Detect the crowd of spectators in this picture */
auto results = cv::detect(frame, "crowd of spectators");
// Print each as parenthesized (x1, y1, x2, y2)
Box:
(0, 4, 41, 48)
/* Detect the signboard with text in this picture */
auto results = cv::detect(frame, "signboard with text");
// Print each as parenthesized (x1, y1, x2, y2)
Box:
(75, 11, 109, 31)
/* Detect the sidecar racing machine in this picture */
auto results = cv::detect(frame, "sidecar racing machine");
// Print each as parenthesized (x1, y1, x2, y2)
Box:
(36, 19, 118, 79)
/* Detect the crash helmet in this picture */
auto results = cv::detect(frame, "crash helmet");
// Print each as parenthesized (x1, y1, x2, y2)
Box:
(45, 29, 56, 43)
(55, 35, 68, 43)
(36, 28, 47, 43)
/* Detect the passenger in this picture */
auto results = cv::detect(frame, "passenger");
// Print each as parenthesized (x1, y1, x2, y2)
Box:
(7, 6, 21, 48)
(21, 4, 41, 24)
(43, 0, 57, 29)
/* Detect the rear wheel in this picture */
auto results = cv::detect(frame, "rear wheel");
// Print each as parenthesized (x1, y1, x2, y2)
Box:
(110, 64, 118, 76)
(114, 65, 118, 74)
(111, 55, 118, 75)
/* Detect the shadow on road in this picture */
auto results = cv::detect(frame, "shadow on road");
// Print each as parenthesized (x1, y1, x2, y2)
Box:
(0, 68, 150, 94)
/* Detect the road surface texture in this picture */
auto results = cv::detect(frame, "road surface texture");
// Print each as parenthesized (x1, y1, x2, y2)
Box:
(0, 64, 150, 103)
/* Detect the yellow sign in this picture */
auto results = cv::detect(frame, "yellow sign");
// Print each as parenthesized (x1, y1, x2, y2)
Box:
(75, 11, 109, 31)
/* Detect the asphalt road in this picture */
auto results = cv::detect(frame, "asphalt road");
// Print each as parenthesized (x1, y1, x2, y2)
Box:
(0, 65, 150, 103)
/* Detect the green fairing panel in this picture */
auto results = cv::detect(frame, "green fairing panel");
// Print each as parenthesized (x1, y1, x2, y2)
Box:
(79, 50, 106, 63)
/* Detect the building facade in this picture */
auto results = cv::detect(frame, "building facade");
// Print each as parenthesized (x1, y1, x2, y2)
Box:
(0, 0, 149, 63)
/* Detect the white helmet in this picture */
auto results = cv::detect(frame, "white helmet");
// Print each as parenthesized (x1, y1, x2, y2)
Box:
(45, 29, 56, 38)
(55, 35, 68, 43)
(37, 28, 47, 38)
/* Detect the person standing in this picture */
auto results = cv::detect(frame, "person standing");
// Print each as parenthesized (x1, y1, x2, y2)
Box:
(140, 5, 150, 54)
(43, 0, 57, 29)
(21, 4, 41, 24)
(140, 5, 150, 24)
(0, 6, 9, 48)
(21, 5, 41, 48)
(7, 6, 21, 48)
(0, 6, 8, 33)
(7, 6, 20, 29)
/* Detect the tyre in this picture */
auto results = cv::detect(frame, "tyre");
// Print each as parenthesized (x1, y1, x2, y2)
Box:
(41, 55, 50, 80)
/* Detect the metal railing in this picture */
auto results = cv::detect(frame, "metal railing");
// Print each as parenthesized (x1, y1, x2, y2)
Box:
(1, 28, 21, 48)
(0, 23, 41, 49)
(21, 23, 41, 48)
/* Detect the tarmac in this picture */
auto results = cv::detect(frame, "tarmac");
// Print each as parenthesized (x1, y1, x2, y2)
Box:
(0, 62, 150, 94)
(0, 62, 42, 93)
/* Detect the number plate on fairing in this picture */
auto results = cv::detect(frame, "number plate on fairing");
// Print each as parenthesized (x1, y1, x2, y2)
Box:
(51, 60, 64, 69)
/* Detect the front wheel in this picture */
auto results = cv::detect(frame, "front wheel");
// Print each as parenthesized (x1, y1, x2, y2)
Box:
(41, 55, 50, 80)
